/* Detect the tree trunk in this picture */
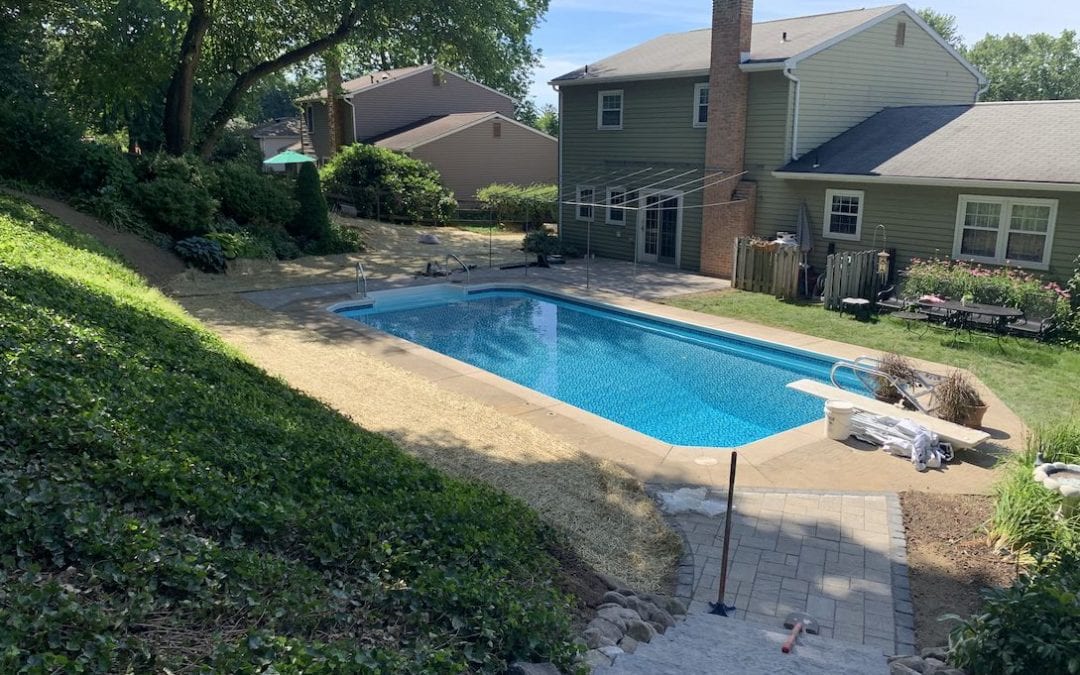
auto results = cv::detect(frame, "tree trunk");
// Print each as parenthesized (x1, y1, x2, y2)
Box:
(325, 46, 343, 155)
(163, 0, 211, 155)
(196, 7, 364, 159)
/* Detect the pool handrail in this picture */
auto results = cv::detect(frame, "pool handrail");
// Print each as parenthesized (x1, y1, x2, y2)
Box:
(355, 261, 367, 298)
(445, 253, 469, 287)
(829, 358, 939, 414)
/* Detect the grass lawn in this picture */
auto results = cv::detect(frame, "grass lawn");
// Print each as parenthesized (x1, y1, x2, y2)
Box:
(664, 290, 1080, 428)
(0, 195, 578, 672)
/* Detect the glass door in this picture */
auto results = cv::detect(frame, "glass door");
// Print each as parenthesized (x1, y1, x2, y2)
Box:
(639, 193, 680, 265)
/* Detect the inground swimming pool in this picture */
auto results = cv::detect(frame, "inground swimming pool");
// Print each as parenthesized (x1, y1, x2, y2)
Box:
(336, 287, 855, 447)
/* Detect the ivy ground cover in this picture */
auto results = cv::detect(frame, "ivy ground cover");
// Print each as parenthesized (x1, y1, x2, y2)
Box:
(0, 195, 577, 673)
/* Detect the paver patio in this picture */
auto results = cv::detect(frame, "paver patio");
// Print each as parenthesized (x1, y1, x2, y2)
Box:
(668, 489, 914, 655)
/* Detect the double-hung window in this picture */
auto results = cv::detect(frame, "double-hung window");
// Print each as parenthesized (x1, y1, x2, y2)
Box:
(953, 195, 1057, 269)
(597, 90, 623, 129)
(576, 186, 594, 221)
(823, 189, 864, 240)
(606, 187, 626, 224)
(693, 83, 709, 128)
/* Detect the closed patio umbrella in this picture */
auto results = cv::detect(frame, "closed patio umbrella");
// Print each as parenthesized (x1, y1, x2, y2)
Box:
(263, 149, 316, 165)
(796, 201, 813, 296)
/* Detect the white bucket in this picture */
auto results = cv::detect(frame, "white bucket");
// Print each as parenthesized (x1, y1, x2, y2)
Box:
(824, 400, 855, 440)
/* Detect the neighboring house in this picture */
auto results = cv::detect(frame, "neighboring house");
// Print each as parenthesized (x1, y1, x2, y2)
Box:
(550, 1, 1079, 281)
(251, 117, 301, 172)
(297, 64, 556, 201)
(370, 112, 557, 201)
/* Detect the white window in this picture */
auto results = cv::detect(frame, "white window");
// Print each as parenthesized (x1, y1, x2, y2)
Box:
(576, 186, 594, 221)
(953, 195, 1057, 269)
(597, 90, 623, 130)
(693, 83, 709, 128)
(606, 187, 627, 224)
(823, 189, 864, 240)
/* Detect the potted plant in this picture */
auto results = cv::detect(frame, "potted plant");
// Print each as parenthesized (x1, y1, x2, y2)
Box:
(873, 353, 917, 404)
(935, 371, 988, 428)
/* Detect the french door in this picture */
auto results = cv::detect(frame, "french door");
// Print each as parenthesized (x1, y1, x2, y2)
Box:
(638, 192, 681, 265)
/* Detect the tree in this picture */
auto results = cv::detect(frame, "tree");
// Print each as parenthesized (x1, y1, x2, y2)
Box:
(917, 8, 964, 51)
(535, 104, 559, 137)
(292, 162, 330, 241)
(966, 31, 1080, 101)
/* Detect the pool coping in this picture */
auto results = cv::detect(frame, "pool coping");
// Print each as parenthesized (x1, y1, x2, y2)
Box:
(262, 280, 1026, 494)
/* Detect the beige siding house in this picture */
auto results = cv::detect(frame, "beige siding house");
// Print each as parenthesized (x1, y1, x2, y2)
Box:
(551, 1, 1080, 281)
(297, 65, 554, 201)
(250, 118, 301, 172)
(372, 112, 556, 202)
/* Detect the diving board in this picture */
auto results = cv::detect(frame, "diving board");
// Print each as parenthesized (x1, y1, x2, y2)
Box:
(788, 379, 990, 449)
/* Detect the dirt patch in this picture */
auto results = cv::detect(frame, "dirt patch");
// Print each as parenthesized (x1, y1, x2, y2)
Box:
(901, 492, 1016, 649)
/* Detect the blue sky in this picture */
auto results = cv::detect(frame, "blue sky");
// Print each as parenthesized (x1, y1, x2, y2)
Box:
(527, 0, 1080, 107)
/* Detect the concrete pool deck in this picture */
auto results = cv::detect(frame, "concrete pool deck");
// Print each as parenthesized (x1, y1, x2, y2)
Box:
(244, 258, 1024, 496)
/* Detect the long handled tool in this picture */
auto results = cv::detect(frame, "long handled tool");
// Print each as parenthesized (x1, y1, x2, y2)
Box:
(781, 612, 819, 653)
(709, 451, 738, 617)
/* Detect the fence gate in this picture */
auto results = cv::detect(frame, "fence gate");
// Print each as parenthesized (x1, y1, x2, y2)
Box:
(732, 238, 801, 299)
(821, 249, 888, 311)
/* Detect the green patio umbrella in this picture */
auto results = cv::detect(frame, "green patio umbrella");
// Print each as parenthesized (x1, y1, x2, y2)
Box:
(263, 149, 316, 165)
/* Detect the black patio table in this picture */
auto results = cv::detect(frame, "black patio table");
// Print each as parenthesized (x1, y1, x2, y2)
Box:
(917, 299, 1024, 340)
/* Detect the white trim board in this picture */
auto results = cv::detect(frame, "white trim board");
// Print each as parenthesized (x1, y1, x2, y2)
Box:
(771, 171, 1080, 193)
(384, 112, 556, 152)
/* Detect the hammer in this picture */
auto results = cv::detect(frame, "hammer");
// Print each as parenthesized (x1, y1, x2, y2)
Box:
(781, 612, 819, 653)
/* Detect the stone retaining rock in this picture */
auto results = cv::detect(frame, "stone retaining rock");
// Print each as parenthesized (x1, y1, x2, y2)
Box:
(579, 575, 690, 670)
(887, 648, 967, 675)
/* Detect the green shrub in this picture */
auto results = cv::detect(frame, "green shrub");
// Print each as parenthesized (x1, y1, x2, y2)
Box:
(0, 95, 84, 188)
(303, 220, 363, 256)
(321, 144, 457, 224)
(174, 235, 227, 272)
(988, 420, 1080, 559)
(130, 155, 216, 236)
(523, 228, 578, 258)
(476, 183, 557, 227)
(947, 552, 1080, 675)
(74, 142, 136, 195)
(291, 161, 330, 241)
(0, 194, 578, 671)
(902, 257, 1070, 322)
(209, 127, 265, 168)
(205, 230, 276, 261)
(209, 161, 297, 227)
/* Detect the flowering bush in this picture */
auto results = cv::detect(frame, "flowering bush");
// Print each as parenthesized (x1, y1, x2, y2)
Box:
(901, 258, 1069, 320)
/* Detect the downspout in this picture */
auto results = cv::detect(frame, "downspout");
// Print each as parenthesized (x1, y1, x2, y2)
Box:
(554, 84, 563, 239)
(342, 96, 356, 146)
(782, 63, 801, 161)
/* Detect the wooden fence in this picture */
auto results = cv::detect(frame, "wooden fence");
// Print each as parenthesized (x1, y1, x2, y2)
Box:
(732, 238, 801, 299)
(821, 249, 889, 311)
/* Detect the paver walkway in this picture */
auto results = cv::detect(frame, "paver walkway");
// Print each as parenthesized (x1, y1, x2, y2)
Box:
(667, 489, 914, 655)
(594, 608, 888, 674)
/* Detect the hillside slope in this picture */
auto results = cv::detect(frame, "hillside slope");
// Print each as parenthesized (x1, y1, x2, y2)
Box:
(0, 195, 576, 672)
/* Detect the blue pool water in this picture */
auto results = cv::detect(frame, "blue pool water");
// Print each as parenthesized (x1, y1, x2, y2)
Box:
(338, 289, 851, 447)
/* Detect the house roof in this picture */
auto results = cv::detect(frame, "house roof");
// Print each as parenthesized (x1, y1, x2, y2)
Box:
(775, 101, 1080, 187)
(251, 117, 301, 139)
(370, 112, 554, 151)
(297, 64, 516, 104)
(549, 4, 980, 85)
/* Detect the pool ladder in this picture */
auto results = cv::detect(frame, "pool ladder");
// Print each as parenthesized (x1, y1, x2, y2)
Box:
(445, 253, 469, 287)
(354, 261, 367, 298)
(829, 356, 940, 414)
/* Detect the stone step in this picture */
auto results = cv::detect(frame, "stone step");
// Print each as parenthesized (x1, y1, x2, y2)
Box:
(593, 609, 888, 675)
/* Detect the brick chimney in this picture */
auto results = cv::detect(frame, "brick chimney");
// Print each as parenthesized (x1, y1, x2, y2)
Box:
(700, 0, 758, 278)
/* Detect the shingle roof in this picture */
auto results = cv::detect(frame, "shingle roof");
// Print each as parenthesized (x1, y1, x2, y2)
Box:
(297, 65, 431, 102)
(370, 112, 499, 151)
(777, 101, 1080, 185)
(250, 117, 301, 139)
(550, 5, 901, 84)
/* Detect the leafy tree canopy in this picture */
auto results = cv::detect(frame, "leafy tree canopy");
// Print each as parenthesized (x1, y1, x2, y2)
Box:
(15, 0, 548, 156)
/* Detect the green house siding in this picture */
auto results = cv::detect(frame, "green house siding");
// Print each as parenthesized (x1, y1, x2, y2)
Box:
(783, 181, 1079, 282)
(794, 14, 980, 157)
(744, 71, 801, 241)
(559, 77, 707, 270)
